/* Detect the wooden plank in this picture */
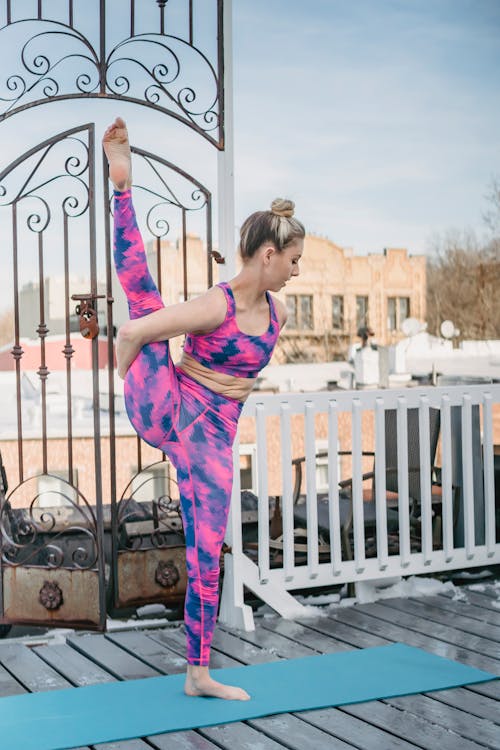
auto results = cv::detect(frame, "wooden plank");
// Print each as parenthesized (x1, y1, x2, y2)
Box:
(106, 631, 187, 674)
(0, 642, 71, 692)
(67, 633, 161, 681)
(467, 680, 500, 701)
(343, 698, 487, 750)
(146, 731, 222, 749)
(200, 722, 289, 749)
(423, 685, 500, 723)
(147, 627, 241, 668)
(248, 713, 356, 749)
(0, 661, 26, 696)
(96, 743, 156, 750)
(384, 693, 500, 749)
(299, 707, 422, 750)
(464, 583, 500, 600)
(381, 596, 500, 641)
(258, 615, 354, 654)
(218, 622, 318, 659)
(209, 628, 281, 664)
(349, 601, 500, 660)
(34, 643, 115, 687)
(327, 603, 500, 674)
(296, 612, 391, 649)
(443, 588, 500, 614)
(416, 593, 500, 627)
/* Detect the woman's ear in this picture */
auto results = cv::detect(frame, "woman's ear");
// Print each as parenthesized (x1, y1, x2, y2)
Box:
(263, 244, 276, 264)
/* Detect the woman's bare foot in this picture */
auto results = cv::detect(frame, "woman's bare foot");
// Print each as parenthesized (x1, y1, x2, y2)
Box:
(185, 665, 250, 701)
(102, 117, 132, 191)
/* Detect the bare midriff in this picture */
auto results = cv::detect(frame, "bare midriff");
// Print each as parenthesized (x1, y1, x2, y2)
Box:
(178, 352, 257, 402)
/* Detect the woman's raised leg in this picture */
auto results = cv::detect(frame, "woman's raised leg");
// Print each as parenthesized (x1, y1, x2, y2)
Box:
(104, 118, 178, 448)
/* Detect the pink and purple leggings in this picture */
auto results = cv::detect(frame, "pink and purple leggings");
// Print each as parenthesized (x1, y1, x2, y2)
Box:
(114, 190, 242, 666)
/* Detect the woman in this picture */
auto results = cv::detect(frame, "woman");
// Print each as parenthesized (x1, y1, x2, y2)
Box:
(103, 118, 305, 700)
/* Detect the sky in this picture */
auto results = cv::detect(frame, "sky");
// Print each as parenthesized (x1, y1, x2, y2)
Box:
(0, 0, 499, 299)
(232, 0, 500, 254)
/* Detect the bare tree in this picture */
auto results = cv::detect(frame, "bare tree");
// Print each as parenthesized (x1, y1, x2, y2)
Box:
(426, 181, 500, 341)
(483, 177, 500, 234)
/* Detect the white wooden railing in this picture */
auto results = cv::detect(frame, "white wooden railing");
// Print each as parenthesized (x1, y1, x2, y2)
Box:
(219, 384, 500, 630)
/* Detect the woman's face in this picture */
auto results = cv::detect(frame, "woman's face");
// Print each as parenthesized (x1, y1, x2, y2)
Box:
(270, 239, 304, 290)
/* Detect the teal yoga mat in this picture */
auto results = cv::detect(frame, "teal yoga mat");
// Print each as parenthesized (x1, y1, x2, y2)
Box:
(0, 642, 496, 750)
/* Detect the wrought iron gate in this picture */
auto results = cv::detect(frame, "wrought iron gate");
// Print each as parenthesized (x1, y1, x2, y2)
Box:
(0, 0, 229, 630)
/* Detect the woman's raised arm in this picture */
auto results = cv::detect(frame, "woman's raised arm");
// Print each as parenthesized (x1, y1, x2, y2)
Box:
(116, 285, 226, 378)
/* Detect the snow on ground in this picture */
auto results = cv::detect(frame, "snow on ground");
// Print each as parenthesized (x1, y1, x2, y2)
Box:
(256, 574, 480, 618)
(339, 574, 460, 606)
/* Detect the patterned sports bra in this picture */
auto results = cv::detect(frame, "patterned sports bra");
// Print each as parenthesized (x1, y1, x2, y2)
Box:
(183, 282, 280, 379)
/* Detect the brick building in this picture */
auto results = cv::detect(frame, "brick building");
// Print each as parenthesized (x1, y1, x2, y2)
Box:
(148, 234, 426, 364)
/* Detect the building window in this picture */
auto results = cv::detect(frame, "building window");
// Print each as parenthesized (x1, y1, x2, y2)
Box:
(356, 296, 369, 329)
(286, 295, 298, 329)
(332, 295, 344, 330)
(286, 295, 313, 330)
(300, 295, 313, 329)
(387, 296, 410, 331)
(399, 296, 410, 324)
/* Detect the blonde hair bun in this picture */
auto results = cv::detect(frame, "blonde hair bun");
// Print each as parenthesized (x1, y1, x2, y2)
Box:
(270, 198, 295, 218)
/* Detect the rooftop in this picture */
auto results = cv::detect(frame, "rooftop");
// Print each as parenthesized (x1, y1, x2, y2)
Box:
(1, 578, 499, 749)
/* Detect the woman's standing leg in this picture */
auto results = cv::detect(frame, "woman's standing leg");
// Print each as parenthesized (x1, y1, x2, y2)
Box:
(175, 382, 249, 700)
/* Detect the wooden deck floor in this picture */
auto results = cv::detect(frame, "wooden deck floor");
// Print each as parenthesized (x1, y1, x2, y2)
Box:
(0, 582, 499, 750)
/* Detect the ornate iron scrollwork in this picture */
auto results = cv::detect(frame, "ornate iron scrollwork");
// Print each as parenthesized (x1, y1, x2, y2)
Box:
(0, 126, 91, 224)
(1, 478, 100, 571)
(117, 461, 183, 552)
(0, 1, 224, 148)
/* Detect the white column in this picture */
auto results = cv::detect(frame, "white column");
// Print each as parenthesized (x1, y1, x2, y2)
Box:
(217, 0, 236, 281)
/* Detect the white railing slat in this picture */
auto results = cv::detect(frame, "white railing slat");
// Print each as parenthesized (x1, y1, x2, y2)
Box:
(482, 393, 495, 556)
(280, 403, 295, 581)
(227, 434, 242, 552)
(305, 402, 319, 579)
(397, 397, 411, 566)
(351, 399, 365, 573)
(418, 397, 433, 564)
(256, 403, 270, 583)
(461, 394, 475, 559)
(374, 397, 388, 569)
(440, 395, 454, 562)
(328, 400, 342, 575)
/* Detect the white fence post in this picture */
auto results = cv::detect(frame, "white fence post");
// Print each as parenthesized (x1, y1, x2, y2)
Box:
(219, 434, 255, 630)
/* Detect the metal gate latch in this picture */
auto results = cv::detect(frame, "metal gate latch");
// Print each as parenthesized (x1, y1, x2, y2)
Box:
(72, 293, 105, 340)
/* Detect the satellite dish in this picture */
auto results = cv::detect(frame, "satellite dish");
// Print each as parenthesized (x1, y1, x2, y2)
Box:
(401, 317, 422, 337)
(440, 320, 455, 339)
